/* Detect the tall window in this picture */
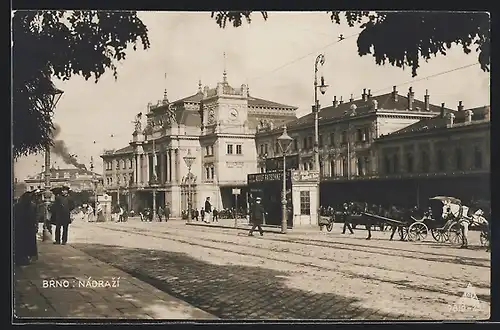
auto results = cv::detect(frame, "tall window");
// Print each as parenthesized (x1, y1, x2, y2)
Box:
(300, 191, 311, 215)
(330, 160, 336, 177)
(116, 160, 120, 169)
(393, 154, 399, 173)
(307, 136, 313, 149)
(293, 139, 298, 151)
(236, 145, 242, 155)
(303, 162, 309, 171)
(264, 144, 268, 154)
(356, 129, 363, 141)
(129, 159, 133, 169)
(436, 149, 445, 172)
(205, 167, 210, 180)
(205, 146, 210, 156)
(364, 156, 370, 175)
(210, 167, 215, 179)
(421, 151, 430, 172)
(227, 144, 233, 154)
(303, 137, 308, 150)
(357, 157, 365, 176)
(342, 158, 348, 177)
(275, 141, 280, 153)
(260, 144, 264, 155)
(384, 155, 391, 174)
(318, 135, 323, 148)
(474, 146, 483, 169)
(455, 148, 463, 170)
(330, 132, 335, 146)
(406, 154, 414, 173)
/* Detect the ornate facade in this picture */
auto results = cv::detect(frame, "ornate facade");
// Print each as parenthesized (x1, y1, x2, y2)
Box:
(255, 87, 447, 181)
(101, 74, 297, 216)
(24, 167, 103, 192)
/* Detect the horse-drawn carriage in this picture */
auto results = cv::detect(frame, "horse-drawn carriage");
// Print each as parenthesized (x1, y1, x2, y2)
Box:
(361, 196, 489, 247)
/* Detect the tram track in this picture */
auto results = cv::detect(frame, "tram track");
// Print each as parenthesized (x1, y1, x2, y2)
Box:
(80, 223, 491, 303)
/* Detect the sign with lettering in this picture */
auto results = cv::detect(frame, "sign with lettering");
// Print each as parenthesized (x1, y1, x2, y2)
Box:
(247, 171, 291, 184)
(291, 170, 320, 183)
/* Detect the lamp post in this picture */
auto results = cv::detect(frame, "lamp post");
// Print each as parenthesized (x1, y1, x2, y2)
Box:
(183, 149, 196, 223)
(313, 54, 328, 173)
(278, 126, 293, 234)
(90, 157, 98, 218)
(150, 137, 158, 221)
(42, 88, 64, 241)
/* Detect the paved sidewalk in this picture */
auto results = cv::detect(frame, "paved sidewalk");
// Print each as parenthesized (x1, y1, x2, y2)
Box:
(14, 240, 217, 320)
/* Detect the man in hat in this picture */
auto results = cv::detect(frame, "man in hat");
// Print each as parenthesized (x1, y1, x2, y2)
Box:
(249, 197, 266, 236)
(51, 185, 75, 245)
(204, 197, 212, 223)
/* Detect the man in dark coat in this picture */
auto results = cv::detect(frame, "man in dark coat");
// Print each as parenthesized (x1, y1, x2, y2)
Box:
(248, 197, 266, 236)
(341, 203, 354, 234)
(14, 191, 38, 265)
(51, 186, 75, 245)
(204, 197, 212, 223)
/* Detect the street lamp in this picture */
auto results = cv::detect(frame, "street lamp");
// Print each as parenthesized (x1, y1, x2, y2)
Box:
(150, 136, 159, 221)
(183, 149, 196, 223)
(314, 54, 328, 173)
(42, 88, 64, 241)
(278, 125, 293, 234)
(90, 157, 98, 219)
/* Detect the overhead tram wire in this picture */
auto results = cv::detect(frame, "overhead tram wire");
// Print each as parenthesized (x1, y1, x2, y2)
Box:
(344, 62, 481, 102)
(247, 32, 360, 83)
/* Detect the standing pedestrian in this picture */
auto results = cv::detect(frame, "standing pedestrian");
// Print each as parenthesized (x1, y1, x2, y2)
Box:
(164, 204, 171, 222)
(341, 203, 354, 234)
(157, 206, 164, 222)
(51, 186, 75, 245)
(200, 208, 205, 222)
(248, 197, 266, 236)
(204, 197, 212, 223)
(194, 209, 199, 221)
(213, 208, 218, 222)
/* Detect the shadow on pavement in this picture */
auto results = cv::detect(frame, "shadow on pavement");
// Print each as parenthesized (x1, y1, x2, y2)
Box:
(14, 243, 215, 320)
(72, 242, 400, 320)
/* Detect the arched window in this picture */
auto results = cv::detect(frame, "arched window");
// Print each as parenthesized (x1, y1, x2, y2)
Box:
(384, 156, 391, 174)
(474, 146, 483, 169)
(406, 153, 414, 173)
(393, 154, 399, 173)
(421, 151, 430, 172)
(455, 148, 463, 170)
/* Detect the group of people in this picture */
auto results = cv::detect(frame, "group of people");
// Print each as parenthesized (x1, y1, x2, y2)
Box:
(14, 185, 76, 266)
(139, 205, 171, 222)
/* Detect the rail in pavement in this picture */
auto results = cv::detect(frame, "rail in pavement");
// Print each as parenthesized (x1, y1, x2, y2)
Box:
(14, 240, 217, 320)
(185, 218, 320, 234)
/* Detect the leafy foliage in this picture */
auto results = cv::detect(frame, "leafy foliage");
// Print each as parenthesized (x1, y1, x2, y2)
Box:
(213, 11, 490, 77)
(211, 11, 268, 28)
(12, 10, 150, 159)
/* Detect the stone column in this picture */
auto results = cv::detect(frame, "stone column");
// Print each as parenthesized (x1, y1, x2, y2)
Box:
(145, 153, 150, 183)
(175, 148, 180, 183)
(171, 149, 177, 183)
(164, 153, 168, 183)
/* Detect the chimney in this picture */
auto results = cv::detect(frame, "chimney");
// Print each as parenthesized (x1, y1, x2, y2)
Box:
(457, 101, 464, 111)
(368, 89, 372, 99)
(333, 96, 339, 108)
(448, 112, 455, 126)
(203, 85, 209, 97)
(362, 88, 367, 102)
(407, 87, 414, 110)
(392, 86, 398, 102)
(424, 89, 430, 111)
(465, 109, 473, 123)
(440, 103, 446, 118)
(349, 94, 354, 102)
(339, 96, 344, 104)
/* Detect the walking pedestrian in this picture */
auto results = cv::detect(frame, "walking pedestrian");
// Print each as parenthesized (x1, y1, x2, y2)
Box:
(213, 208, 218, 222)
(157, 206, 164, 222)
(204, 197, 212, 223)
(165, 204, 171, 222)
(248, 197, 266, 236)
(51, 185, 75, 245)
(341, 203, 354, 234)
(200, 208, 205, 221)
(194, 209, 199, 221)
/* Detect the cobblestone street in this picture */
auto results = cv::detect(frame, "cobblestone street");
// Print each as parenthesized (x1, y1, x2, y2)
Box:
(67, 218, 490, 320)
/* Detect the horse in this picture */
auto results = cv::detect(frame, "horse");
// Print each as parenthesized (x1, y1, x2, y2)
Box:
(441, 201, 489, 249)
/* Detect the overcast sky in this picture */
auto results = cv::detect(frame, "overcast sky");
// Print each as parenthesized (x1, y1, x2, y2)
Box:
(14, 11, 490, 181)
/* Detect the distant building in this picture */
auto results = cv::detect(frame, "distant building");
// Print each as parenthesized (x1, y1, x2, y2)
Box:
(24, 167, 103, 192)
(372, 104, 490, 205)
(101, 73, 298, 216)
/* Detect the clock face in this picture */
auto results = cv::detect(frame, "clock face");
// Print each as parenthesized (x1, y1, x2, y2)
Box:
(229, 109, 239, 121)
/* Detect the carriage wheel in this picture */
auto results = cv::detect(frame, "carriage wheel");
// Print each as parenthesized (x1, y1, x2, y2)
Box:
(408, 222, 428, 242)
(326, 222, 334, 232)
(431, 229, 448, 243)
(448, 223, 463, 245)
(398, 227, 408, 241)
(480, 230, 489, 247)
